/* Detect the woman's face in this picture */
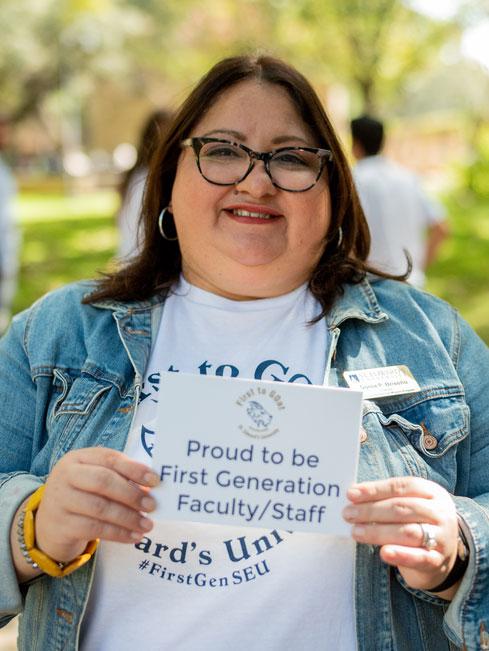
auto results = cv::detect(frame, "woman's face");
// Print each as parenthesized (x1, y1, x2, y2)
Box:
(171, 79, 331, 300)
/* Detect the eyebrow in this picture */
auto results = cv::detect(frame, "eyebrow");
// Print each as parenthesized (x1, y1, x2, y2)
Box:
(200, 129, 312, 146)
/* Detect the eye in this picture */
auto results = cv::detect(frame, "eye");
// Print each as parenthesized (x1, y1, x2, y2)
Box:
(272, 150, 313, 168)
(201, 143, 245, 160)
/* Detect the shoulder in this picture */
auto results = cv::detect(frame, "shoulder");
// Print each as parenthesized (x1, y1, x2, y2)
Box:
(353, 156, 397, 186)
(367, 277, 458, 347)
(12, 281, 115, 349)
(370, 277, 455, 317)
(25, 280, 100, 318)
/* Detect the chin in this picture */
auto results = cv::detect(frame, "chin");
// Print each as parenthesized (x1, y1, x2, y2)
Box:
(223, 264, 308, 299)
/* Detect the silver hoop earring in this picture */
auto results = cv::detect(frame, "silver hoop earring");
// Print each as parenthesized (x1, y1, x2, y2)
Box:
(337, 227, 343, 247)
(158, 207, 178, 241)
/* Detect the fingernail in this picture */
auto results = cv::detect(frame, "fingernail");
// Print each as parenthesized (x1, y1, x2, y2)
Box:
(143, 472, 160, 487)
(139, 516, 153, 531)
(141, 496, 156, 511)
(352, 525, 365, 537)
(131, 531, 144, 540)
(343, 506, 359, 520)
(348, 487, 361, 499)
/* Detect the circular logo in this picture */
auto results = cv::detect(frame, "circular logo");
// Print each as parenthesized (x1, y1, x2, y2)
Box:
(236, 386, 285, 439)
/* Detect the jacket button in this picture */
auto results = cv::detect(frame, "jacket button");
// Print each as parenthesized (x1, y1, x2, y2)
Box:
(423, 434, 437, 450)
(420, 422, 437, 450)
(360, 427, 368, 443)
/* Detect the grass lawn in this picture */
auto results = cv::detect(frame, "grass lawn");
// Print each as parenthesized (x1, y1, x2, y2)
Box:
(14, 190, 119, 313)
(12, 189, 489, 344)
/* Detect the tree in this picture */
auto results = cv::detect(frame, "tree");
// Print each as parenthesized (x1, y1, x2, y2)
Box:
(0, 0, 461, 148)
(0, 0, 152, 144)
(287, 0, 458, 114)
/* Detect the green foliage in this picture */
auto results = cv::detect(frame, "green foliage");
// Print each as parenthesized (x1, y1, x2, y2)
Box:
(0, 0, 461, 126)
(426, 194, 489, 344)
(13, 189, 489, 344)
(0, 0, 148, 125)
(463, 124, 489, 199)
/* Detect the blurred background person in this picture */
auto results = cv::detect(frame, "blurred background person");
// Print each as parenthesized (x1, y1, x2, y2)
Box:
(350, 115, 449, 288)
(0, 115, 20, 334)
(117, 109, 172, 260)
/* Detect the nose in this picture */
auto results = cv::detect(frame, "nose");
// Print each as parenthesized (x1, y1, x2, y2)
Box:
(233, 160, 277, 197)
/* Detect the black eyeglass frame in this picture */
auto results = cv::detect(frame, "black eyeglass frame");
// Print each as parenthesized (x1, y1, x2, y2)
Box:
(181, 137, 333, 192)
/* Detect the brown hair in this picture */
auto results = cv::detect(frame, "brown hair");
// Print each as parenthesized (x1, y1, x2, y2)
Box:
(118, 109, 172, 201)
(87, 55, 404, 315)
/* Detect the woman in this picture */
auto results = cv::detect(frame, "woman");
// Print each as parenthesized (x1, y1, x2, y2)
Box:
(1, 55, 488, 650)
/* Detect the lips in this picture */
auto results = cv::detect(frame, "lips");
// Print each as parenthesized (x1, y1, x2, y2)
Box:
(223, 204, 283, 222)
(232, 209, 274, 219)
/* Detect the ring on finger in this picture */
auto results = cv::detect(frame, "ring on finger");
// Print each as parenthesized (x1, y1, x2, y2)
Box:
(419, 523, 437, 551)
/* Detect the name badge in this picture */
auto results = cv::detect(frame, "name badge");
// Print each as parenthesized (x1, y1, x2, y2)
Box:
(343, 365, 420, 399)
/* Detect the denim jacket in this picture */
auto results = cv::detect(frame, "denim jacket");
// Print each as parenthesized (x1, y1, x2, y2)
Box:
(1, 278, 488, 651)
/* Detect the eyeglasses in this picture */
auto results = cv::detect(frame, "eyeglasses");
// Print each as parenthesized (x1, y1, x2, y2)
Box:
(181, 137, 333, 192)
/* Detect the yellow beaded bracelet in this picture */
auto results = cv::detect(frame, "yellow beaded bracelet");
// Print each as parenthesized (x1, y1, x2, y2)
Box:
(18, 485, 99, 578)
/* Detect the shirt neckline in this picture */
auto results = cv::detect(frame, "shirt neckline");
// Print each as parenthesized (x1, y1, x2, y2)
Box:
(171, 274, 310, 312)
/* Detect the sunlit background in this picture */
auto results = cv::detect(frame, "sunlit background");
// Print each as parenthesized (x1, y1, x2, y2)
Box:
(1, 1, 489, 645)
(0, 0, 488, 326)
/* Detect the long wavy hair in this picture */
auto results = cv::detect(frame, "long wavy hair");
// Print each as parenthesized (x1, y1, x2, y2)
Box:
(86, 55, 404, 315)
(118, 109, 172, 201)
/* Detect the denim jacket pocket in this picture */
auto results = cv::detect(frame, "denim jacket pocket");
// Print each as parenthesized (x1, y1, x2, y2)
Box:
(50, 368, 73, 422)
(49, 373, 113, 466)
(375, 386, 469, 491)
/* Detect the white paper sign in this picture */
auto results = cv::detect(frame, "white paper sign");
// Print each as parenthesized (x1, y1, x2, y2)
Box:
(152, 373, 362, 535)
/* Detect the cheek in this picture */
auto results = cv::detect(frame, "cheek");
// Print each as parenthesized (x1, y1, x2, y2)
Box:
(171, 161, 198, 212)
(297, 190, 331, 244)
(171, 159, 228, 220)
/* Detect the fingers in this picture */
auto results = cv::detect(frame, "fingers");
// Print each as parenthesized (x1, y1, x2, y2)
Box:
(56, 512, 151, 545)
(343, 497, 438, 526)
(343, 476, 460, 591)
(35, 448, 160, 560)
(380, 544, 448, 574)
(347, 477, 438, 504)
(65, 487, 154, 535)
(351, 522, 424, 548)
(70, 464, 156, 513)
(73, 447, 160, 488)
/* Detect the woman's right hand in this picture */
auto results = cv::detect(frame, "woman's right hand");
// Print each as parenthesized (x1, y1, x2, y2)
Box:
(34, 447, 160, 563)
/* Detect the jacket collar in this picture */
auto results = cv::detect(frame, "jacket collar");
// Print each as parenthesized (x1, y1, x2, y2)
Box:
(86, 276, 388, 328)
(326, 276, 388, 329)
(86, 292, 167, 314)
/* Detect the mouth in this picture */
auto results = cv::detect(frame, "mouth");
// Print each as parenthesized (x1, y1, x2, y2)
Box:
(223, 205, 283, 223)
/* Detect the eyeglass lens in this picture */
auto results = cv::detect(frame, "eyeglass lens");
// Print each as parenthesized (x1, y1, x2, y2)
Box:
(198, 141, 323, 191)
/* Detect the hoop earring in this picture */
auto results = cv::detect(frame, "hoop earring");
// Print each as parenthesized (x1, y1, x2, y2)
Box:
(158, 207, 178, 241)
(337, 227, 343, 247)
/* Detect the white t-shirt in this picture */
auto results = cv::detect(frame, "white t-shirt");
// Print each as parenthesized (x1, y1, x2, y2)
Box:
(353, 155, 445, 287)
(81, 277, 356, 651)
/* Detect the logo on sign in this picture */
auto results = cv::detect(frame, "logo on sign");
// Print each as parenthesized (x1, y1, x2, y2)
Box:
(246, 400, 272, 430)
(236, 386, 285, 439)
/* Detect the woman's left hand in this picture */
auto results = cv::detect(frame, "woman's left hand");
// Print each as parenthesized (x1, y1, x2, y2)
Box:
(342, 477, 459, 593)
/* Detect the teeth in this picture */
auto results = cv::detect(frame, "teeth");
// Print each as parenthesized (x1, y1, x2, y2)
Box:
(232, 209, 273, 219)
